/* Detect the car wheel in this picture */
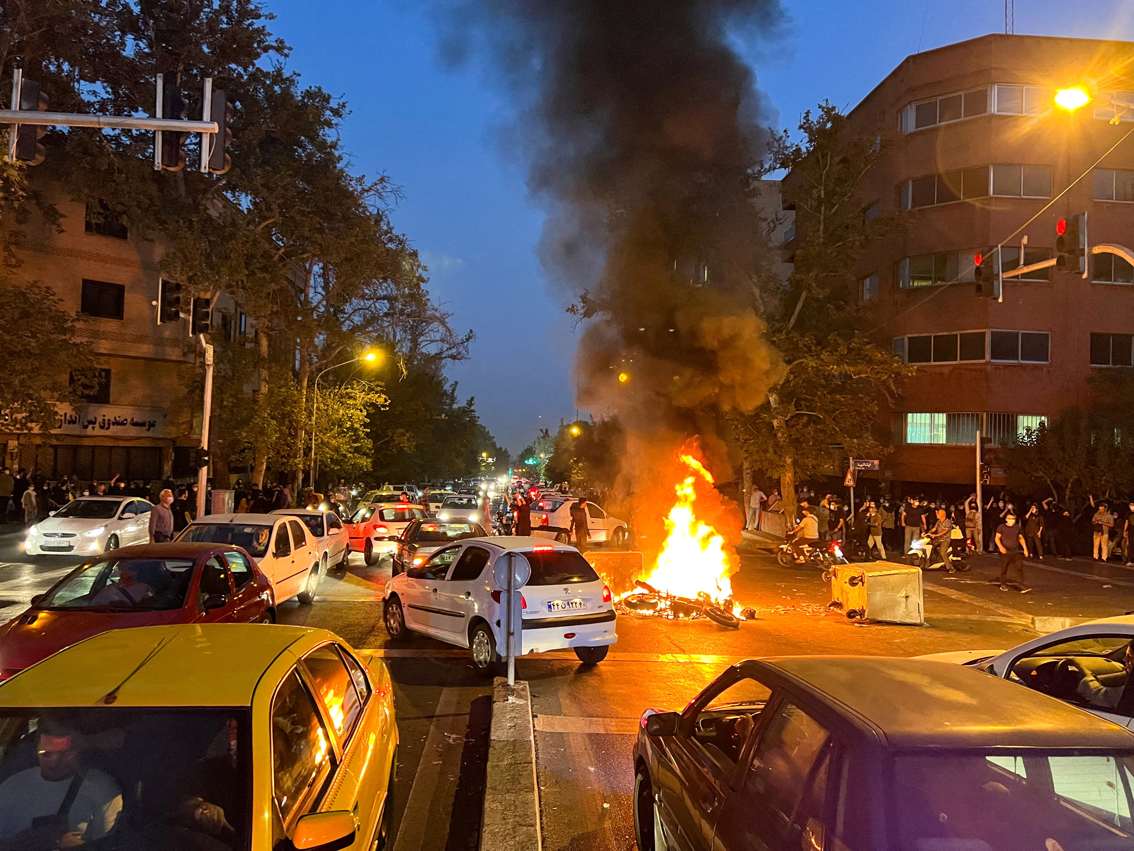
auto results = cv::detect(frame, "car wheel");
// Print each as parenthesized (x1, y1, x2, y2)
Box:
(469, 622, 500, 676)
(634, 769, 656, 851)
(574, 645, 609, 666)
(384, 596, 407, 640)
(105, 534, 119, 553)
(775, 548, 794, 567)
(297, 563, 320, 605)
(364, 540, 376, 566)
(338, 546, 350, 571)
(554, 531, 570, 544)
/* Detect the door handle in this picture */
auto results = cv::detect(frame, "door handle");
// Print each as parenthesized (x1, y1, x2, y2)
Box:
(464, 591, 471, 599)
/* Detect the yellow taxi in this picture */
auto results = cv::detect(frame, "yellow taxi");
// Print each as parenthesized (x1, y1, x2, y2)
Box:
(0, 623, 397, 850)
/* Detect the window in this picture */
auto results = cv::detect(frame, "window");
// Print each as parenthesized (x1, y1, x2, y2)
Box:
(127, 500, 150, 516)
(900, 169, 987, 210)
(199, 557, 230, 605)
(237, 310, 248, 337)
(224, 550, 253, 587)
(84, 199, 128, 239)
(1093, 168, 1134, 202)
(70, 368, 111, 404)
(1093, 252, 1134, 284)
(449, 546, 490, 582)
(960, 331, 987, 361)
(692, 675, 772, 768)
(585, 503, 606, 520)
(273, 524, 291, 558)
(899, 251, 974, 288)
(906, 412, 946, 445)
(891, 337, 907, 361)
(271, 671, 334, 826)
(994, 84, 1046, 115)
(986, 412, 1048, 446)
(326, 514, 342, 531)
(901, 87, 988, 132)
(896, 331, 985, 364)
(302, 645, 364, 745)
(860, 273, 879, 303)
(80, 279, 125, 320)
(340, 648, 372, 705)
(1090, 333, 1134, 367)
(991, 164, 1052, 198)
(409, 546, 458, 580)
(288, 520, 308, 550)
(746, 703, 831, 828)
(1000, 245, 1053, 281)
(990, 330, 1049, 363)
(932, 334, 958, 362)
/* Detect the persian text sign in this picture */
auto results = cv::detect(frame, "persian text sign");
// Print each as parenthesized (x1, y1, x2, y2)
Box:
(54, 404, 167, 436)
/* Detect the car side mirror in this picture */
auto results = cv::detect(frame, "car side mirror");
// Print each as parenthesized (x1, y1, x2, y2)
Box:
(203, 593, 228, 611)
(120, 512, 135, 520)
(291, 810, 357, 850)
(644, 711, 680, 737)
(30, 594, 45, 607)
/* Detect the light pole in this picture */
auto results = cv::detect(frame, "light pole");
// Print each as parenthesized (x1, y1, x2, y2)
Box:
(309, 349, 380, 491)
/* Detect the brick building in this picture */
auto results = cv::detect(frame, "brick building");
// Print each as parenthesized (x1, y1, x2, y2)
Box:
(789, 33, 1134, 489)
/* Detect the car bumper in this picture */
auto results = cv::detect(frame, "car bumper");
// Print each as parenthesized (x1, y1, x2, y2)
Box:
(24, 539, 96, 556)
(517, 610, 618, 654)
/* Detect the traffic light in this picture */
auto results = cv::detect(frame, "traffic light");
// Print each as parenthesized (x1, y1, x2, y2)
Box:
(1056, 213, 1088, 275)
(973, 249, 992, 297)
(190, 296, 211, 335)
(158, 279, 183, 324)
(14, 80, 49, 165)
(206, 89, 234, 174)
(159, 78, 186, 172)
(194, 446, 210, 469)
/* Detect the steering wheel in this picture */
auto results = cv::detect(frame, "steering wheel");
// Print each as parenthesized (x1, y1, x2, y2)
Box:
(109, 583, 138, 607)
(1050, 659, 1086, 698)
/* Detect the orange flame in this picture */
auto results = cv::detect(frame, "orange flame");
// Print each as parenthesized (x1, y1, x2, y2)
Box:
(638, 452, 735, 605)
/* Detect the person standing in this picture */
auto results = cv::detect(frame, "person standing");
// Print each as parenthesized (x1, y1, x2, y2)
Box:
(0, 468, 12, 522)
(746, 485, 765, 532)
(1055, 507, 1075, 560)
(865, 501, 885, 559)
(172, 488, 192, 533)
(1091, 499, 1115, 562)
(995, 512, 1031, 593)
(19, 482, 37, 526)
(1023, 503, 1044, 561)
(149, 488, 175, 543)
(963, 496, 980, 550)
(513, 493, 531, 536)
(569, 498, 590, 551)
(12, 469, 28, 522)
(1123, 503, 1134, 567)
(879, 500, 896, 552)
(901, 498, 922, 556)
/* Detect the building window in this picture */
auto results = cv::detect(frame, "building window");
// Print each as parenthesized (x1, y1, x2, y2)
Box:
(898, 251, 975, 288)
(990, 330, 1050, 363)
(69, 368, 111, 404)
(990, 164, 1052, 198)
(1092, 253, 1134, 284)
(80, 279, 125, 320)
(1090, 333, 1134, 367)
(900, 87, 988, 133)
(903, 413, 1047, 447)
(906, 412, 946, 444)
(900, 167, 988, 210)
(987, 412, 1047, 445)
(1000, 246, 1053, 281)
(891, 337, 907, 361)
(84, 199, 128, 240)
(860, 274, 879, 303)
(993, 84, 1046, 115)
(896, 331, 987, 364)
(1093, 168, 1134, 202)
(219, 311, 234, 342)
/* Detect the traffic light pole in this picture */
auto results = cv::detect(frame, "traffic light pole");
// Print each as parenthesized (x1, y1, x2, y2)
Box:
(196, 336, 214, 520)
(975, 429, 984, 554)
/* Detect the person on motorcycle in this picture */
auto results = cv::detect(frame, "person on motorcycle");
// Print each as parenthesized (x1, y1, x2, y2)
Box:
(788, 504, 821, 562)
(927, 507, 955, 572)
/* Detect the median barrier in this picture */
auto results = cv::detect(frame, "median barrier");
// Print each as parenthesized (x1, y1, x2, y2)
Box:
(480, 677, 542, 851)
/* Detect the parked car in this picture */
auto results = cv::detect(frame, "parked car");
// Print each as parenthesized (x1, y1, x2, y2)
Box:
(383, 536, 616, 674)
(436, 494, 483, 524)
(0, 623, 397, 850)
(634, 655, 1134, 851)
(177, 513, 323, 605)
(529, 496, 629, 547)
(0, 542, 274, 681)
(272, 508, 351, 573)
(24, 496, 154, 557)
(920, 613, 1134, 729)
(393, 519, 488, 575)
(345, 502, 426, 566)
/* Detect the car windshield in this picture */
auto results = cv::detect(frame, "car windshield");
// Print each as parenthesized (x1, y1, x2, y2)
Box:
(180, 524, 272, 558)
(0, 709, 250, 849)
(895, 751, 1134, 848)
(524, 550, 599, 585)
(414, 523, 479, 543)
(52, 499, 121, 520)
(37, 558, 196, 611)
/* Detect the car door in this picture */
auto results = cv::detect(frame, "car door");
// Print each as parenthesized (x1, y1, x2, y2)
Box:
(325, 512, 347, 562)
(586, 503, 609, 542)
(115, 499, 142, 544)
(653, 671, 775, 850)
(196, 555, 237, 623)
(288, 520, 315, 590)
(267, 522, 295, 594)
(223, 550, 269, 622)
(402, 546, 460, 635)
(128, 500, 152, 544)
(433, 545, 492, 642)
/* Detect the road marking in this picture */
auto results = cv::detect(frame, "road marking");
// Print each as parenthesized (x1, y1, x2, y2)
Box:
(1026, 561, 1134, 589)
(534, 714, 639, 735)
(923, 583, 1033, 625)
(370, 647, 751, 664)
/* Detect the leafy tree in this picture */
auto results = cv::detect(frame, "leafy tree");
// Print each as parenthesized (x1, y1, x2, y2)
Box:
(516, 429, 555, 480)
(313, 380, 390, 483)
(546, 419, 624, 501)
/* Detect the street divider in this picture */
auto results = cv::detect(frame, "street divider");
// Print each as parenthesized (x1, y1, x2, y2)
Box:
(480, 677, 542, 851)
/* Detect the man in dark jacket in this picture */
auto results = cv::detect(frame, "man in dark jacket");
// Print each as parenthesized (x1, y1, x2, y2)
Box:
(570, 498, 590, 551)
(513, 493, 531, 536)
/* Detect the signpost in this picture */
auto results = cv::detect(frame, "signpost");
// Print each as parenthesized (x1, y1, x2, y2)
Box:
(494, 552, 531, 686)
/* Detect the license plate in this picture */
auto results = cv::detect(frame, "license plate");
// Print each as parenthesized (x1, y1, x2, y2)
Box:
(40, 545, 71, 552)
(547, 599, 586, 613)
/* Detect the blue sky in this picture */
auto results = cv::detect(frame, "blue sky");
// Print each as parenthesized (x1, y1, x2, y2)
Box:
(264, 0, 1134, 453)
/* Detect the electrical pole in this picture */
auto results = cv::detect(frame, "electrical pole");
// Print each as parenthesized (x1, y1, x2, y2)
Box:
(196, 336, 214, 519)
(975, 429, 984, 553)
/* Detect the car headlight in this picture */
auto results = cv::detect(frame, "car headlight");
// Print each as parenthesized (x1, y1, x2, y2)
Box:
(81, 526, 106, 538)
(438, 512, 450, 522)
(25, 526, 38, 539)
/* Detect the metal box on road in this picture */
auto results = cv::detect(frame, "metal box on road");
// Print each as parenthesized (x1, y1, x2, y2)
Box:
(828, 561, 924, 625)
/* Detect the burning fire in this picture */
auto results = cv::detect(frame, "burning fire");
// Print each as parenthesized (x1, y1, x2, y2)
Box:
(637, 453, 736, 606)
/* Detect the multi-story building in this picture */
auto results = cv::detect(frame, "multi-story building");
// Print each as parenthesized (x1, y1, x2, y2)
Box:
(790, 33, 1134, 488)
(2, 189, 249, 482)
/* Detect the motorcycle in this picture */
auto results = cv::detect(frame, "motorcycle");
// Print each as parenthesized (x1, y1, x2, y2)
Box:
(776, 536, 848, 569)
(907, 532, 971, 572)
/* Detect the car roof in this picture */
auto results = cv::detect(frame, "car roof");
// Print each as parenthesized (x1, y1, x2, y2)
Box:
(189, 513, 282, 525)
(0, 624, 331, 708)
(751, 656, 1134, 750)
(272, 509, 324, 517)
(101, 542, 239, 558)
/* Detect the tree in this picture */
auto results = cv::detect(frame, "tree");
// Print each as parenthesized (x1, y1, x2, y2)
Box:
(546, 419, 624, 501)
(517, 429, 555, 481)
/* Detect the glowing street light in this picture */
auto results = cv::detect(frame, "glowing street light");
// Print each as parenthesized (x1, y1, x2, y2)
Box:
(568, 423, 582, 437)
(310, 346, 383, 488)
(617, 371, 631, 385)
(1054, 86, 1091, 113)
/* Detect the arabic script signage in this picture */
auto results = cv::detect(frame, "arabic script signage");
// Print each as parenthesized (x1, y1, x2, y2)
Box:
(54, 404, 167, 436)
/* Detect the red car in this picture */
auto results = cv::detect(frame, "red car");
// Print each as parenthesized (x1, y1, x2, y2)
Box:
(345, 502, 426, 565)
(0, 542, 274, 681)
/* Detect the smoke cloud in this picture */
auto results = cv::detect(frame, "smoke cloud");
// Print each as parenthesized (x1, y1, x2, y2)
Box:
(440, 1, 787, 546)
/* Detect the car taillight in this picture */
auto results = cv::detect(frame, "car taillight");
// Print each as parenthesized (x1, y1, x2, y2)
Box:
(490, 590, 527, 609)
(601, 585, 612, 604)
(375, 525, 389, 535)
(538, 515, 549, 526)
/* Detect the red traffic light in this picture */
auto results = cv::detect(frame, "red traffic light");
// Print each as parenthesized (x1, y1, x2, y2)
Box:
(973, 251, 984, 267)
(1056, 217, 1068, 236)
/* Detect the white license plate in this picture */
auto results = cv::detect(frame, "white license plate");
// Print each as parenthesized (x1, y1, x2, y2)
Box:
(547, 599, 586, 613)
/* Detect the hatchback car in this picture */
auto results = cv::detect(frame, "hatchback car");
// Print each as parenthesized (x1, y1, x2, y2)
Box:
(0, 623, 397, 850)
(393, 519, 488, 575)
(634, 656, 1134, 851)
(177, 513, 323, 606)
(272, 508, 350, 573)
(345, 502, 426, 566)
(0, 543, 274, 681)
(383, 536, 617, 674)
(25, 496, 154, 557)
(435, 495, 482, 525)
(529, 496, 629, 547)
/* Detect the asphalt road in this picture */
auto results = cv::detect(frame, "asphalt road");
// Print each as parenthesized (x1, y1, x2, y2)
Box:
(2, 531, 1134, 849)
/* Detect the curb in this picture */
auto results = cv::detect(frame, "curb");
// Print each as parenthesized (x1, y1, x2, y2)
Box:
(480, 678, 542, 851)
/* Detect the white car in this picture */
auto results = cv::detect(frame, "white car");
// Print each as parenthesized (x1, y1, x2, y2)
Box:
(382, 536, 617, 675)
(25, 496, 153, 557)
(920, 614, 1134, 729)
(177, 513, 323, 605)
(383, 483, 421, 500)
(529, 496, 629, 547)
(272, 508, 350, 573)
(425, 491, 455, 514)
(437, 495, 483, 525)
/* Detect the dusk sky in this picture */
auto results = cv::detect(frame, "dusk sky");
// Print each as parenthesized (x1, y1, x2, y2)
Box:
(265, 0, 1134, 453)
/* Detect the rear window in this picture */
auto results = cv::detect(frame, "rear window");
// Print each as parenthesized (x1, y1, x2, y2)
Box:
(379, 508, 419, 522)
(414, 523, 480, 543)
(534, 499, 565, 512)
(443, 497, 478, 509)
(524, 550, 599, 585)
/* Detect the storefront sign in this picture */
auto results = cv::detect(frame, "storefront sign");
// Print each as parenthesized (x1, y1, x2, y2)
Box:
(54, 404, 167, 436)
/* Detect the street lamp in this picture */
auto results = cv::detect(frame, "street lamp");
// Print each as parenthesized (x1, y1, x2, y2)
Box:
(568, 423, 582, 437)
(309, 348, 382, 489)
(1054, 86, 1091, 113)
(617, 371, 631, 385)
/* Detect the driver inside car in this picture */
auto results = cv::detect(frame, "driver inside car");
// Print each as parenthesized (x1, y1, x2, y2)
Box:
(1071, 641, 1134, 710)
(89, 562, 152, 607)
